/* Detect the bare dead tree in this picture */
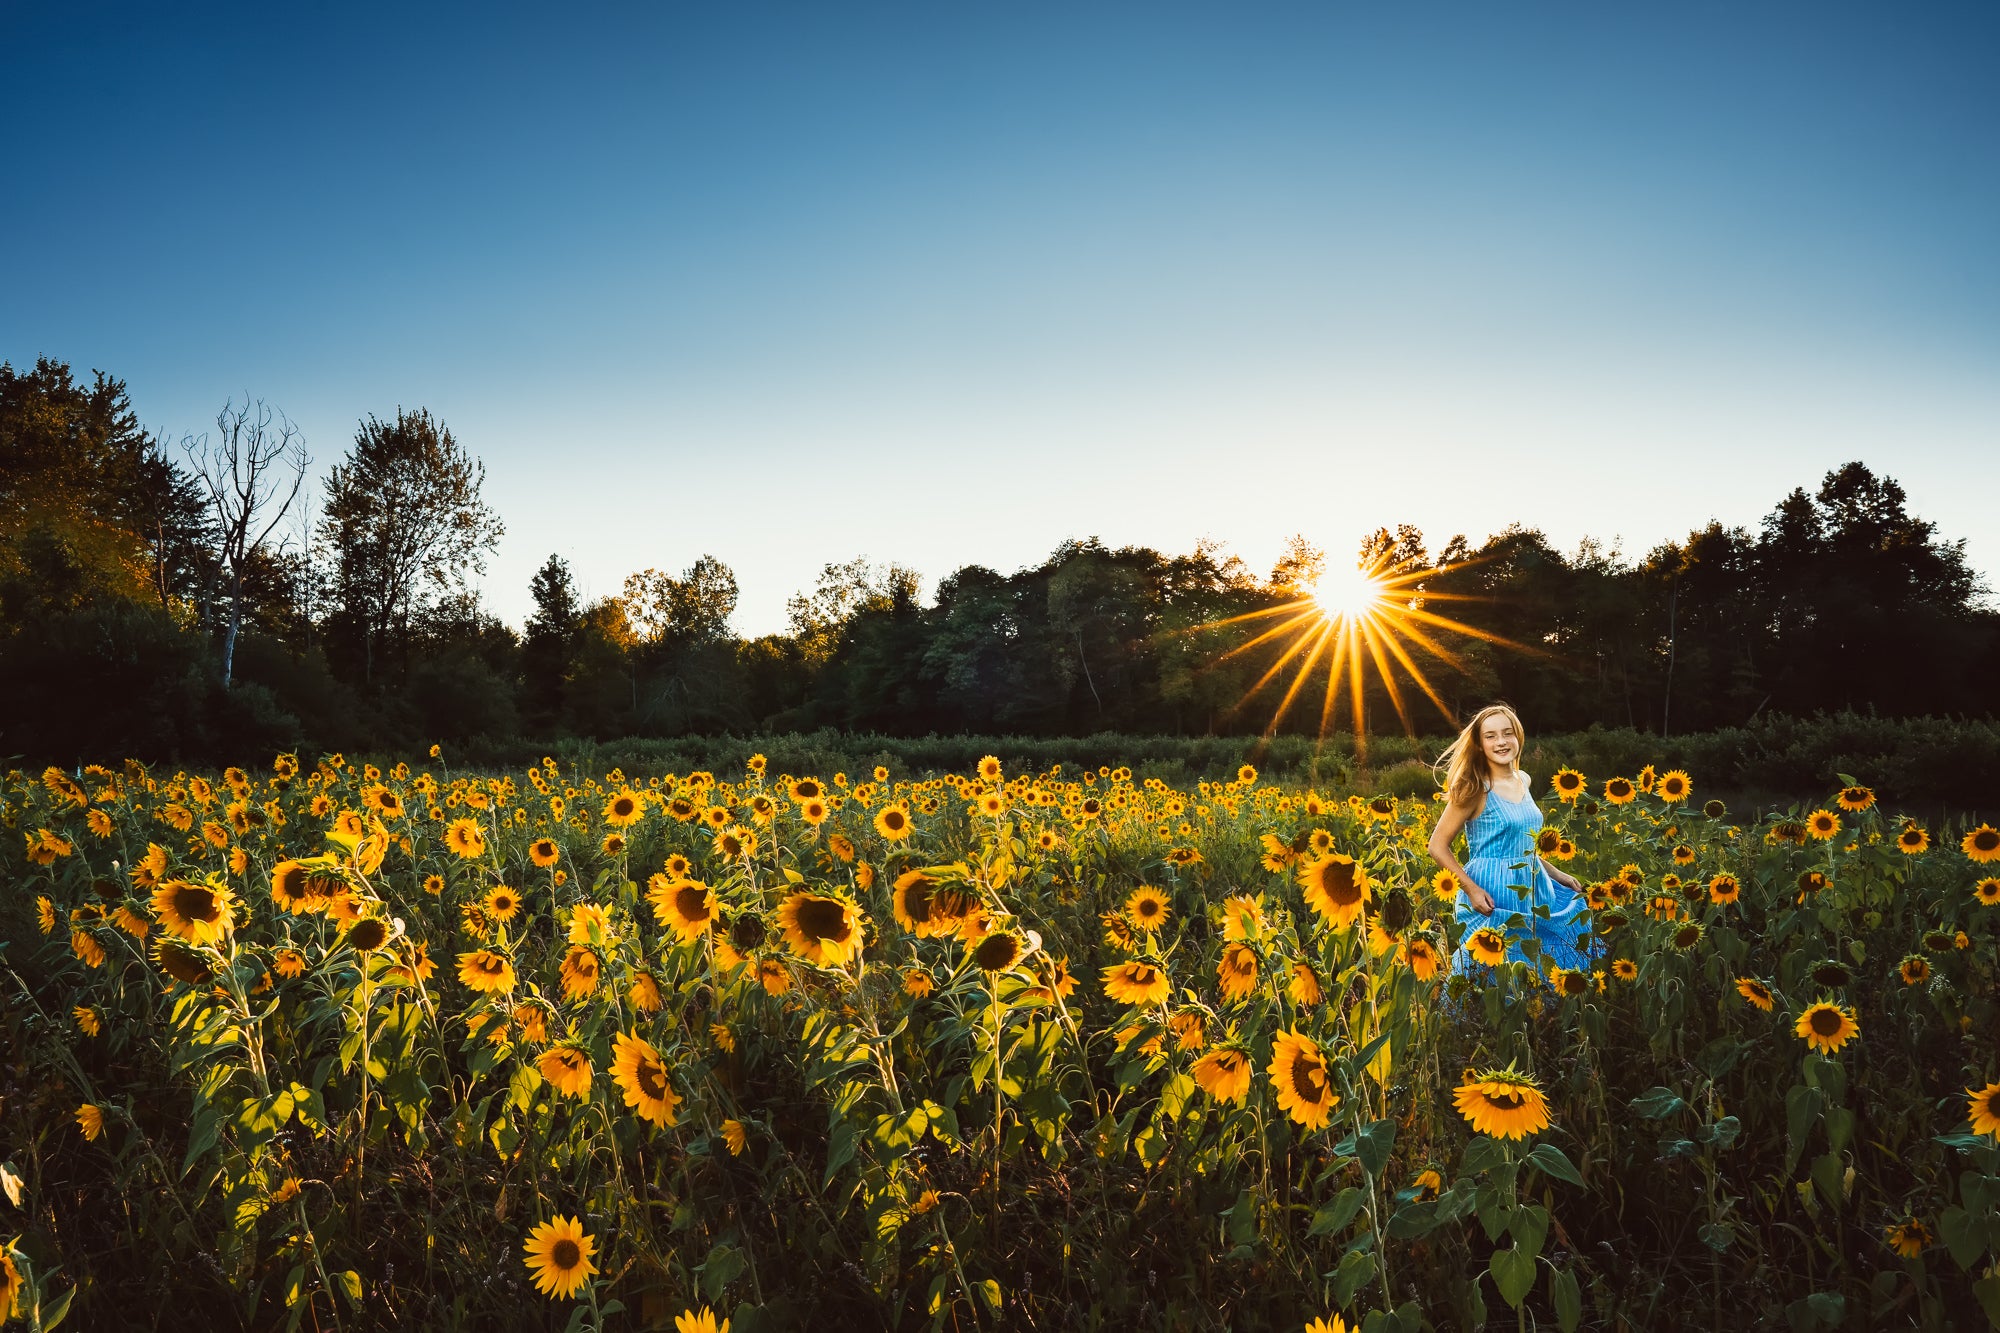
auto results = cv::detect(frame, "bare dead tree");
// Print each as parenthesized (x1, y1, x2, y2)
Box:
(183, 398, 310, 687)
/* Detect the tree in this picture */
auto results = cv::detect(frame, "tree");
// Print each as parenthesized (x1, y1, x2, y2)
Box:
(318, 408, 500, 685)
(182, 398, 310, 687)
(523, 554, 580, 719)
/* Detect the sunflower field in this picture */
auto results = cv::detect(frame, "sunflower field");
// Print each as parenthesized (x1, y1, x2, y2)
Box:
(3, 752, 1998, 1332)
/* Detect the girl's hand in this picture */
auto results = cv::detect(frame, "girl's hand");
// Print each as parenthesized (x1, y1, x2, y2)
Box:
(1466, 885, 1495, 915)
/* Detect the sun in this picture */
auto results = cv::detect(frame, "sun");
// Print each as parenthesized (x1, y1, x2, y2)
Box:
(1191, 537, 1543, 752)
(1312, 565, 1386, 621)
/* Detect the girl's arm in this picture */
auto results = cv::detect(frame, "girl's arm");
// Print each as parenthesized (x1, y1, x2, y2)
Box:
(1538, 857, 1582, 892)
(1428, 793, 1494, 915)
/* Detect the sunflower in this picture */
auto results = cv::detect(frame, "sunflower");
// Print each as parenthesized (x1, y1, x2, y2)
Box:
(1403, 936, 1443, 981)
(1551, 768, 1586, 802)
(1549, 966, 1590, 998)
(1452, 1068, 1550, 1140)
(1102, 960, 1172, 1007)
(523, 1215, 598, 1300)
(1298, 853, 1370, 928)
(1126, 885, 1172, 932)
(1466, 926, 1508, 967)
(903, 968, 934, 998)
(74, 1005, 101, 1037)
(651, 878, 716, 944)
(1805, 810, 1841, 841)
(529, 837, 561, 868)
(600, 833, 627, 857)
(1708, 874, 1740, 905)
(1809, 959, 1852, 988)
(1797, 871, 1829, 900)
(789, 777, 823, 804)
(1305, 1318, 1351, 1333)
(1735, 978, 1775, 1011)
(1166, 1008, 1206, 1052)
(1259, 833, 1296, 873)
(443, 817, 485, 859)
(1978, 878, 2000, 907)
(1898, 955, 1930, 986)
(1215, 942, 1259, 1002)
(1604, 777, 1637, 805)
(1428, 869, 1461, 904)
(1880, 1218, 1931, 1259)
(344, 916, 391, 954)
(270, 860, 329, 915)
(423, 873, 445, 896)
(1191, 1047, 1253, 1103)
(676, 1305, 730, 1333)
(76, 1102, 105, 1141)
(611, 1031, 681, 1126)
(602, 790, 643, 827)
(1534, 827, 1562, 855)
(1966, 1082, 2000, 1137)
(891, 870, 947, 937)
(1656, 770, 1691, 803)
(1833, 785, 1875, 813)
(151, 878, 235, 946)
(1669, 921, 1704, 952)
(972, 930, 1024, 973)
(1963, 824, 2000, 864)
(538, 1044, 593, 1099)
(1218, 894, 1265, 941)
(873, 803, 914, 841)
(712, 825, 757, 861)
(1795, 1000, 1859, 1054)
(975, 755, 1003, 783)
(458, 949, 516, 993)
(1611, 958, 1638, 982)
(777, 892, 864, 967)
(1269, 1029, 1339, 1130)
(484, 885, 523, 922)
(557, 945, 600, 1000)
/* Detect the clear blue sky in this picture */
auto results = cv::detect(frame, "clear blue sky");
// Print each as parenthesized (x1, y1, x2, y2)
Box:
(5, 2, 1996, 634)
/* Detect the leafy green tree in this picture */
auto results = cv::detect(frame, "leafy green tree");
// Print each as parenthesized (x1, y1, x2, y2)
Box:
(317, 408, 500, 685)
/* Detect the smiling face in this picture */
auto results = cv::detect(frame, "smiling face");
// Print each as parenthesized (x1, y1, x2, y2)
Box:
(1478, 712, 1520, 776)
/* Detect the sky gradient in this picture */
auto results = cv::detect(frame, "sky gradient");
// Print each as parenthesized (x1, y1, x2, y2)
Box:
(5, 2, 1996, 634)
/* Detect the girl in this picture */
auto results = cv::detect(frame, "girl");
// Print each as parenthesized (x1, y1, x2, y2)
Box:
(1428, 703, 1594, 972)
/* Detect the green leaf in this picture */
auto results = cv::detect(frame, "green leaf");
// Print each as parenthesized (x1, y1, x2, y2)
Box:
(1309, 1187, 1368, 1238)
(1810, 1152, 1845, 1211)
(1489, 1244, 1536, 1309)
(1461, 1134, 1509, 1175)
(1331, 1249, 1377, 1308)
(1825, 1106, 1855, 1155)
(1510, 1204, 1550, 1259)
(699, 1243, 747, 1301)
(1385, 1200, 1439, 1239)
(1941, 1206, 1988, 1271)
(1552, 1265, 1583, 1333)
(334, 1270, 363, 1308)
(1630, 1086, 1687, 1119)
(1353, 1119, 1395, 1179)
(1971, 1275, 2000, 1328)
(1698, 1221, 1736, 1252)
(871, 1105, 930, 1153)
(976, 1279, 1003, 1311)
(1526, 1143, 1585, 1187)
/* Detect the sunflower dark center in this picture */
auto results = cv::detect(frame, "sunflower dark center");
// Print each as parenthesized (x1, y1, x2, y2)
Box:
(551, 1239, 580, 1268)
(1810, 1008, 1843, 1035)
(797, 897, 850, 942)
(635, 1058, 668, 1100)
(1487, 1090, 1525, 1110)
(1131, 965, 1158, 987)
(349, 919, 388, 951)
(1977, 830, 2000, 851)
(174, 885, 219, 921)
(1290, 1051, 1327, 1103)
(675, 886, 711, 920)
(973, 935, 1019, 971)
(884, 811, 906, 830)
(1318, 862, 1361, 904)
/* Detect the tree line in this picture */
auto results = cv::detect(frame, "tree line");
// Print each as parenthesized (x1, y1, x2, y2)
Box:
(2, 356, 1993, 764)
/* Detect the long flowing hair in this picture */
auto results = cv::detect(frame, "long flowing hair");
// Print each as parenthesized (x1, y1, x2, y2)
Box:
(1435, 703, 1525, 808)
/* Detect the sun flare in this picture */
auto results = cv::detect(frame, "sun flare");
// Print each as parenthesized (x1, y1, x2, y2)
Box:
(1195, 542, 1542, 751)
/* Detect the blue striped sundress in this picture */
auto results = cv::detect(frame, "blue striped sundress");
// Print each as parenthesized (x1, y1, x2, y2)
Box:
(1451, 776, 1595, 972)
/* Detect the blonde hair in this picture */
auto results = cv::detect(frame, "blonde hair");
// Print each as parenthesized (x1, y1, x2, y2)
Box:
(1436, 704, 1526, 809)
